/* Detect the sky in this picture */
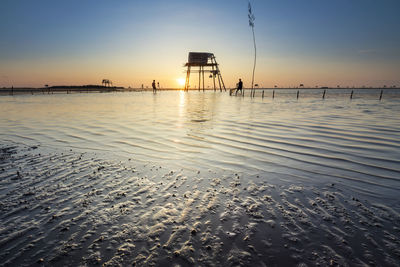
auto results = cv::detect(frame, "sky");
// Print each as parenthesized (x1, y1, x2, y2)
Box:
(1, 0, 400, 88)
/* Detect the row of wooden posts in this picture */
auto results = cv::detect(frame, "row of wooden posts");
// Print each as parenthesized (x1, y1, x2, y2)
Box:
(243, 89, 385, 100)
(7, 88, 385, 100)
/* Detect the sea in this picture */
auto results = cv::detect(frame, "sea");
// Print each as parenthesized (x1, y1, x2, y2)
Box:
(1, 89, 400, 266)
(1, 89, 399, 200)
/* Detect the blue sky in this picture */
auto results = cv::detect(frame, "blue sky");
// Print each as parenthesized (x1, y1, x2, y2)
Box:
(1, 0, 399, 88)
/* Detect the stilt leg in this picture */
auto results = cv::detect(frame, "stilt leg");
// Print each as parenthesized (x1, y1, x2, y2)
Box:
(202, 67, 205, 91)
(198, 67, 201, 91)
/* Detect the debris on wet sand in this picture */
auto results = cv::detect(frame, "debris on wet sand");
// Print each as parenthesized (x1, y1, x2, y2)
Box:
(1, 145, 399, 266)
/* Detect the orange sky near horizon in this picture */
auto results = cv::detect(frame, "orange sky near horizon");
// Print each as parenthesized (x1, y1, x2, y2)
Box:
(2, 54, 398, 89)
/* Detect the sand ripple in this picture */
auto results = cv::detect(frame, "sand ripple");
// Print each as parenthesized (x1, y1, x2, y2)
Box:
(1, 145, 400, 266)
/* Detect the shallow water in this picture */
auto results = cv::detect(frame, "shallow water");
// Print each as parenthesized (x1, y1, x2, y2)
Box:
(1, 90, 399, 200)
(1, 90, 400, 266)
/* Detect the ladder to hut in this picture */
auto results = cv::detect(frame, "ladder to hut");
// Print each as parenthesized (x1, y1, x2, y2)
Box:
(184, 52, 226, 91)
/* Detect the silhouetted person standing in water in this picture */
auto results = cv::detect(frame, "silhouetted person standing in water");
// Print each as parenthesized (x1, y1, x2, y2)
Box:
(152, 80, 157, 93)
(236, 78, 243, 95)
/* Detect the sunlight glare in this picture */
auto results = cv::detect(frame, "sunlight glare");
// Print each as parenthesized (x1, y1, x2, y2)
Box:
(177, 78, 185, 88)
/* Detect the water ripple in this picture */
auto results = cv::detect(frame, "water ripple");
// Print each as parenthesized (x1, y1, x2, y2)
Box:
(1, 91, 399, 199)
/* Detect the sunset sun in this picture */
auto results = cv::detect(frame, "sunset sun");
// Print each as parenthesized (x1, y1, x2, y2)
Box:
(177, 78, 185, 87)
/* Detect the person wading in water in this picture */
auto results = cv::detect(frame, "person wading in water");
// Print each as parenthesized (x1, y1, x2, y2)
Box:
(152, 80, 157, 93)
(235, 78, 243, 95)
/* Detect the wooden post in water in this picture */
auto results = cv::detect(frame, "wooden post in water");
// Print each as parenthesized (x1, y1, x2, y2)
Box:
(272, 90, 275, 99)
(297, 90, 299, 99)
(379, 90, 383, 100)
(350, 90, 353, 99)
(262, 90, 264, 98)
(322, 90, 326, 99)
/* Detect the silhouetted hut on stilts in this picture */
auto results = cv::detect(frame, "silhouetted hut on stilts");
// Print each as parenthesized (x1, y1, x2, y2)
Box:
(184, 52, 226, 92)
(102, 79, 113, 87)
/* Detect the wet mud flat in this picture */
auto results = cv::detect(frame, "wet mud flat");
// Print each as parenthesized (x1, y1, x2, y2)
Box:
(1, 145, 399, 266)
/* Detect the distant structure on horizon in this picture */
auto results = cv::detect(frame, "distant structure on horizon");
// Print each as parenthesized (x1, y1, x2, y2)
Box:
(184, 52, 226, 92)
(102, 79, 113, 87)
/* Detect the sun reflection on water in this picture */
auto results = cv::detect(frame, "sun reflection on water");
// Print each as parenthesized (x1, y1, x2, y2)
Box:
(177, 90, 186, 128)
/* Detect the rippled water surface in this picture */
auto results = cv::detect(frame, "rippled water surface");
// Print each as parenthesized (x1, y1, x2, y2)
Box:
(1, 90, 400, 201)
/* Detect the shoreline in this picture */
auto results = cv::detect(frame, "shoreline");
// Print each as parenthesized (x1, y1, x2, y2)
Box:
(1, 87, 399, 97)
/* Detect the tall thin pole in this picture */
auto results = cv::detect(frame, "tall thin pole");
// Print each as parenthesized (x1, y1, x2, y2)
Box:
(251, 24, 256, 94)
(248, 1, 256, 94)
